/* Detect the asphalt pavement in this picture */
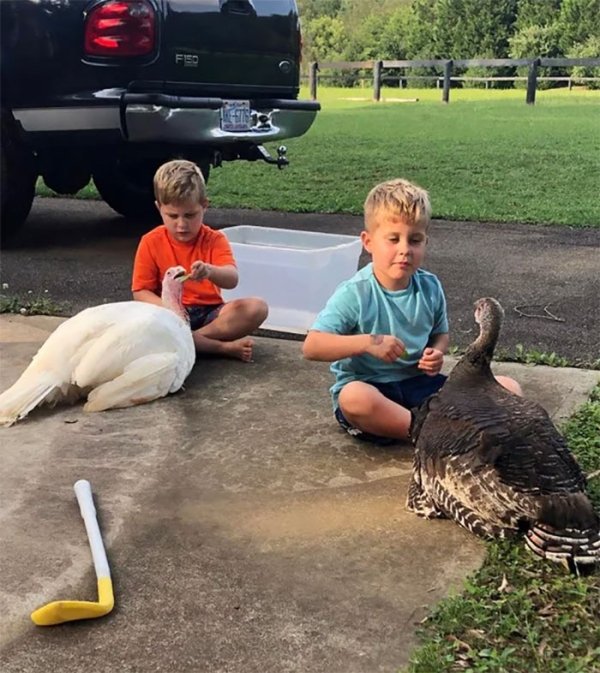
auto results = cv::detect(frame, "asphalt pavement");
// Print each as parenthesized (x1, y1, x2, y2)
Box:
(1, 197, 599, 364)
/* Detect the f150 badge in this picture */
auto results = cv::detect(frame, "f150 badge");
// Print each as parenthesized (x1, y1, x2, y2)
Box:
(175, 53, 199, 67)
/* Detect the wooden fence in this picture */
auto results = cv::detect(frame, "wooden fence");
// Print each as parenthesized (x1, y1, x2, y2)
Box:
(307, 58, 600, 104)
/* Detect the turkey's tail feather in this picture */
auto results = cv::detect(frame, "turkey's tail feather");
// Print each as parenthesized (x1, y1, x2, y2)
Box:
(525, 523, 600, 567)
(0, 372, 63, 426)
(83, 352, 179, 413)
(525, 493, 600, 568)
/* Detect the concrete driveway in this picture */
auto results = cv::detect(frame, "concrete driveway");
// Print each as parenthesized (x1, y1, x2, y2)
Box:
(0, 314, 597, 673)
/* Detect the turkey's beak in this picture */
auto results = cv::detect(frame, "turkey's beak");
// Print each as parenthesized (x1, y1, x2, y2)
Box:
(175, 272, 191, 282)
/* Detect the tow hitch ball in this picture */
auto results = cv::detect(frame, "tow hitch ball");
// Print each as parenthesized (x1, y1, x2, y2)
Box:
(257, 144, 288, 169)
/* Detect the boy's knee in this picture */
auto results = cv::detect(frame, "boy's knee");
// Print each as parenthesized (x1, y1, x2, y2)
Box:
(245, 297, 268, 325)
(235, 297, 268, 323)
(338, 382, 375, 417)
(254, 298, 269, 322)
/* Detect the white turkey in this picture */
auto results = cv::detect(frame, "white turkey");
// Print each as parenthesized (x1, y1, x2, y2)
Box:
(407, 297, 599, 570)
(0, 266, 195, 426)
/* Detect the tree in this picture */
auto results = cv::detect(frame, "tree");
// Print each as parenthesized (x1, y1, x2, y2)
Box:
(339, 0, 411, 24)
(569, 35, 600, 89)
(297, 0, 343, 21)
(432, 0, 464, 58)
(379, 7, 411, 60)
(556, 0, 600, 52)
(404, 0, 438, 58)
(509, 24, 564, 88)
(437, 0, 518, 59)
(296, 0, 599, 90)
(514, 0, 562, 31)
(343, 13, 388, 60)
(509, 24, 562, 59)
(405, 0, 518, 60)
(303, 15, 347, 62)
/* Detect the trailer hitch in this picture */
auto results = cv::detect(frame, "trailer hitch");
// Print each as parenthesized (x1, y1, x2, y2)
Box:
(211, 144, 289, 169)
(256, 144, 289, 169)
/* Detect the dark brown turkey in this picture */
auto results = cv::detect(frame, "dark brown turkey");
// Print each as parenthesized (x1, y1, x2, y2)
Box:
(407, 297, 599, 569)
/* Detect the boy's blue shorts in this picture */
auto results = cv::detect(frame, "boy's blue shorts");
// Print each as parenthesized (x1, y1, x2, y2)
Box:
(334, 373, 447, 446)
(186, 304, 224, 331)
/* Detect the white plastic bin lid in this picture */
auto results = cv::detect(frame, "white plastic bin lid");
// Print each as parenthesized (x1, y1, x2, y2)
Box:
(222, 225, 360, 251)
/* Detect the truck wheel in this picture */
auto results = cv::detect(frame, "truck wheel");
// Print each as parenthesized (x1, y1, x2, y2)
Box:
(0, 116, 36, 244)
(93, 159, 210, 221)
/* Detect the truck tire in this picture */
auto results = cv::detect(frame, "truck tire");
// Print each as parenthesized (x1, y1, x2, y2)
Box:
(93, 158, 210, 221)
(0, 114, 36, 244)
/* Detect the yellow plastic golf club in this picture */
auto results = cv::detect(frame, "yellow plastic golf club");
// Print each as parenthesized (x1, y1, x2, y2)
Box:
(31, 480, 114, 626)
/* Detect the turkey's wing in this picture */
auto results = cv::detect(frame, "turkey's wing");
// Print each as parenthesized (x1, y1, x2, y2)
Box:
(84, 352, 180, 412)
(416, 388, 586, 495)
(72, 313, 190, 388)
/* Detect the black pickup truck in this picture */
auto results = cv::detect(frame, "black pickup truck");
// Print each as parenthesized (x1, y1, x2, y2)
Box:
(0, 0, 319, 241)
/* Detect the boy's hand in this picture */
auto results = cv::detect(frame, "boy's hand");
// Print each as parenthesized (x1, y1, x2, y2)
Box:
(418, 347, 444, 376)
(366, 334, 406, 363)
(190, 260, 212, 281)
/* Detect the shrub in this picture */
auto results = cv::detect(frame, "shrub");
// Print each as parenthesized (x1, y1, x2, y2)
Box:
(569, 36, 600, 90)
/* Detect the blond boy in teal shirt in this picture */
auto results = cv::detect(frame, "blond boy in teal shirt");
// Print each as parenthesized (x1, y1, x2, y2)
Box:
(303, 178, 521, 444)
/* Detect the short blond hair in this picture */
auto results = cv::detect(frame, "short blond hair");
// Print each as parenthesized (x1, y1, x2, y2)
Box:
(364, 178, 431, 230)
(153, 159, 207, 205)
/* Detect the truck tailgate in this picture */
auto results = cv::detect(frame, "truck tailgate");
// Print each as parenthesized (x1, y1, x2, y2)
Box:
(159, 0, 300, 95)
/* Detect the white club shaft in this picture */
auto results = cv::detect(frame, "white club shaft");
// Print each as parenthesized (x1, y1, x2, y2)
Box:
(73, 480, 111, 580)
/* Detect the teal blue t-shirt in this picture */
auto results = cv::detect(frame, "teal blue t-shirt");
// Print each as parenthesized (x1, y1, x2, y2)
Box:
(311, 264, 449, 408)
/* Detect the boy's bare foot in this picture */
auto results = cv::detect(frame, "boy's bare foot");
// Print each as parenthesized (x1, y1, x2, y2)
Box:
(221, 337, 254, 362)
(193, 333, 255, 361)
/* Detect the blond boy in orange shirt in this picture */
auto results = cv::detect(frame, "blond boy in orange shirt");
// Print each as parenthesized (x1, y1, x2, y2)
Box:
(132, 159, 268, 361)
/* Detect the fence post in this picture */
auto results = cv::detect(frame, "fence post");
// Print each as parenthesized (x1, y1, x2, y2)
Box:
(442, 60, 453, 103)
(526, 58, 540, 105)
(373, 60, 383, 102)
(309, 62, 319, 101)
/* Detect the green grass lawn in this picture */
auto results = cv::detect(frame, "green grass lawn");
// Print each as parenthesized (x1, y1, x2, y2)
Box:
(208, 86, 600, 226)
(39, 86, 600, 227)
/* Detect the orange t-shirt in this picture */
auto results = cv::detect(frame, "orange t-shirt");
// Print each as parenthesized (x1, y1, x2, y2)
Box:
(131, 224, 236, 307)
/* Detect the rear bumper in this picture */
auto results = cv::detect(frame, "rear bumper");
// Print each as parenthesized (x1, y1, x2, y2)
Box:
(13, 95, 320, 145)
(124, 95, 319, 143)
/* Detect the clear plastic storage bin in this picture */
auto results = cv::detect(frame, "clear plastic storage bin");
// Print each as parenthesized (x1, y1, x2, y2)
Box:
(221, 225, 362, 333)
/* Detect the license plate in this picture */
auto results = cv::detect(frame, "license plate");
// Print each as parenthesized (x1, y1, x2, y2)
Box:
(220, 100, 251, 131)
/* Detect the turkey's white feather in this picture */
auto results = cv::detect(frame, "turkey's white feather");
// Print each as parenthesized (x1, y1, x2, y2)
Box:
(84, 352, 181, 412)
(0, 269, 196, 426)
(71, 303, 192, 389)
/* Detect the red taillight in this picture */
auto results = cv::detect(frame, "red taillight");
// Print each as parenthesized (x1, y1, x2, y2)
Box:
(84, 1, 156, 57)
